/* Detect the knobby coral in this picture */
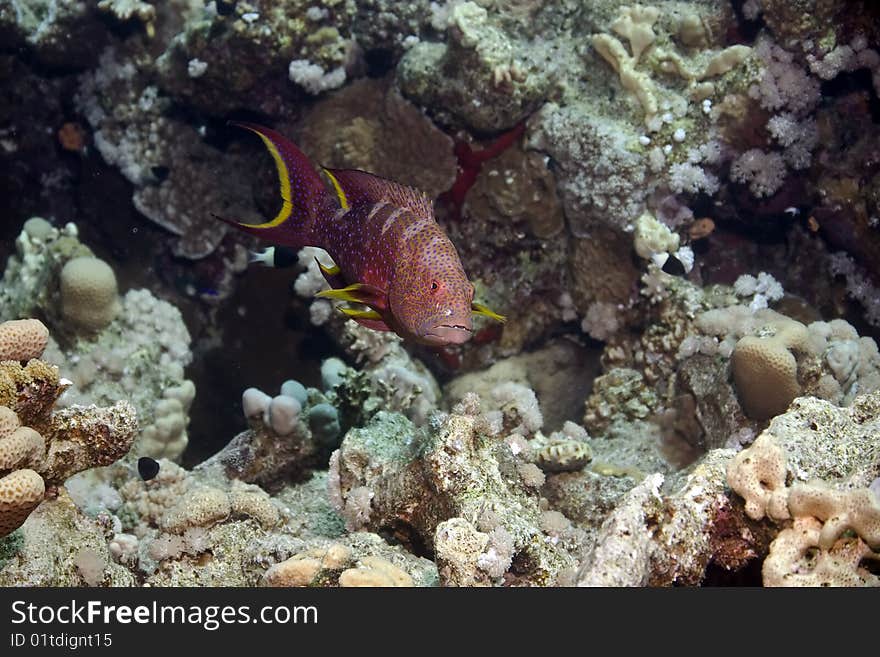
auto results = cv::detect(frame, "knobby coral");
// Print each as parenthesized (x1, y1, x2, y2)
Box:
(0, 319, 137, 537)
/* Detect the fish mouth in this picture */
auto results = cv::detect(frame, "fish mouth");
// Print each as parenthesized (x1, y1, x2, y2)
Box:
(424, 323, 473, 345)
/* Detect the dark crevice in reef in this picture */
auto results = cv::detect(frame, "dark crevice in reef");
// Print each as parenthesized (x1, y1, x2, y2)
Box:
(821, 68, 880, 123)
(364, 48, 396, 78)
(728, 0, 766, 42)
(702, 557, 763, 587)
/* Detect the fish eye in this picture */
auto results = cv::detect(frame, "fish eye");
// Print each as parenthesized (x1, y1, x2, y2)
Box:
(431, 281, 439, 291)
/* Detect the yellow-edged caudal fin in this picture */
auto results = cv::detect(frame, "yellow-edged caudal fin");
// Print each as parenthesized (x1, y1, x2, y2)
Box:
(323, 168, 350, 210)
(340, 307, 382, 320)
(242, 129, 293, 229)
(472, 301, 506, 323)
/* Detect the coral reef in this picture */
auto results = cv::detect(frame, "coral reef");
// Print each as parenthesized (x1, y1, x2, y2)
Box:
(398, 1, 552, 132)
(0, 318, 137, 541)
(576, 390, 880, 586)
(4, 0, 880, 591)
(297, 78, 457, 199)
(727, 397, 880, 586)
(328, 397, 579, 585)
(1, 221, 195, 461)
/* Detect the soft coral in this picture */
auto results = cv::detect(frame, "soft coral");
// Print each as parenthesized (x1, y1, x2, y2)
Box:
(438, 122, 526, 221)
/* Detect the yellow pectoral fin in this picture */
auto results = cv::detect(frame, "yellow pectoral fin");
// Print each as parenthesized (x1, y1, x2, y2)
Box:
(315, 283, 384, 307)
(472, 301, 506, 323)
(340, 307, 382, 321)
(316, 288, 359, 302)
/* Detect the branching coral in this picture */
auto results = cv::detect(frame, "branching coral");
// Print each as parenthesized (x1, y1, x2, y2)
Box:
(591, 4, 751, 127)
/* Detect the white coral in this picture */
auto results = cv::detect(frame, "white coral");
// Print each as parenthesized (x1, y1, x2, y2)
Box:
(730, 149, 786, 197)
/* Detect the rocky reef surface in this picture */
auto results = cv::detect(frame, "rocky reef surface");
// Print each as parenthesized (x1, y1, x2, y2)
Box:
(1, 0, 879, 587)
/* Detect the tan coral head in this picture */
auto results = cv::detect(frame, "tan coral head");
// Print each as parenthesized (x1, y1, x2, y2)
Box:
(731, 320, 809, 420)
(0, 469, 45, 537)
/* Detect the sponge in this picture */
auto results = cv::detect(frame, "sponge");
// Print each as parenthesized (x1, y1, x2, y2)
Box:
(788, 481, 880, 550)
(762, 516, 879, 587)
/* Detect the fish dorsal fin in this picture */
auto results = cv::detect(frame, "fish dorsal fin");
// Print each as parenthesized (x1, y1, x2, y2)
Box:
(322, 168, 434, 218)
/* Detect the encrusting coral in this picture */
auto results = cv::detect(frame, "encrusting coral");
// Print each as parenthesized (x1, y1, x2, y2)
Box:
(0, 221, 196, 462)
(263, 543, 415, 588)
(727, 410, 880, 587)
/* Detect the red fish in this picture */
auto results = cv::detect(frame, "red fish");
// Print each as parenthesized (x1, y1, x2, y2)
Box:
(216, 122, 505, 346)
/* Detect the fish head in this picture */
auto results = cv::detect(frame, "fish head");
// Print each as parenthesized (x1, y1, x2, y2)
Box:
(389, 238, 475, 346)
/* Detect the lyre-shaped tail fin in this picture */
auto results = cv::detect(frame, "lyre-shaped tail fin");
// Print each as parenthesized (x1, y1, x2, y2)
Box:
(223, 121, 332, 247)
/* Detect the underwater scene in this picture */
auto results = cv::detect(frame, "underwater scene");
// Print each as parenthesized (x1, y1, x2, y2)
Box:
(0, 0, 879, 589)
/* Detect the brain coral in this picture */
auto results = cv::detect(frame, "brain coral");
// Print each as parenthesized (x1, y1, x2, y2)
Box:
(731, 318, 809, 419)
(0, 319, 49, 362)
(60, 256, 120, 333)
(0, 469, 45, 537)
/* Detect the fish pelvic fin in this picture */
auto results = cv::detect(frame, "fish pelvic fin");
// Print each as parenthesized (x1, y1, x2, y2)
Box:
(227, 121, 330, 245)
(472, 301, 506, 323)
(340, 307, 382, 321)
(316, 257, 345, 289)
